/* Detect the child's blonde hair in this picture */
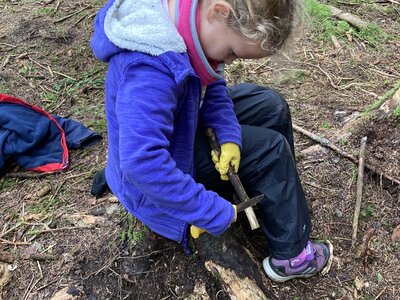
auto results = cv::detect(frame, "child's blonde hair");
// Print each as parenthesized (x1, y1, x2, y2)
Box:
(226, 0, 302, 54)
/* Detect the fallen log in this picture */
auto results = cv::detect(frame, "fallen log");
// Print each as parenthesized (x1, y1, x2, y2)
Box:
(329, 6, 369, 29)
(193, 224, 275, 300)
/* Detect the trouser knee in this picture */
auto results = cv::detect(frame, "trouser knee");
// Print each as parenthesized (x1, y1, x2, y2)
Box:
(229, 83, 291, 128)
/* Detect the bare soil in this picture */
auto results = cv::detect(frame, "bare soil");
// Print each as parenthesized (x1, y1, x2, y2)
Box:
(1, 1, 399, 299)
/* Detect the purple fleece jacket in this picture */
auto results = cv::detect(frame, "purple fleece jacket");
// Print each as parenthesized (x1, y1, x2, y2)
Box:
(90, 0, 241, 246)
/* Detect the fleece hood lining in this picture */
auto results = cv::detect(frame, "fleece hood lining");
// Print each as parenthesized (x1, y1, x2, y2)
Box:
(104, 0, 186, 55)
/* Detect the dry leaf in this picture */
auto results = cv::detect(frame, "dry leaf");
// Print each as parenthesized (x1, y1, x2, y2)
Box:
(354, 276, 364, 291)
(0, 263, 12, 292)
(88, 197, 97, 205)
(67, 214, 105, 226)
(392, 224, 400, 242)
(107, 196, 118, 203)
(51, 287, 76, 300)
(346, 30, 353, 42)
(33, 184, 52, 198)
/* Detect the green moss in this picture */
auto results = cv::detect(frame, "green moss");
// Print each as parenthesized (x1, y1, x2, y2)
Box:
(358, 24, 388, 47)
(362, 82, 400, 115)
(321, 120, 331, 129)
(305, 0, 388, 47)
(29, 196, 58, 214)
(273, 69, 307, 85)
(36, 7, 56, 16)
(119, 213, 149, 243)
(87, 118, 107, 133)
(0, 178, 19, 190)
(0, 82, 11, 94)
(394, 106, 400, 118)
(360, 203, 375, 218)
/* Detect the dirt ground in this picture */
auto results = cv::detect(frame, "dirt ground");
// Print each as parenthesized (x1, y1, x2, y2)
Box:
(1, 0, 399, 299)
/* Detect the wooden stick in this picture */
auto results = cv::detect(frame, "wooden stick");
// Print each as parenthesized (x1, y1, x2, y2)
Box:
(206, 128, 260, 230)
(331, 35, 342, 50)
(292, 124, 400, 185)
(352, 136, 367, 246)
(53, 6, 91, 24)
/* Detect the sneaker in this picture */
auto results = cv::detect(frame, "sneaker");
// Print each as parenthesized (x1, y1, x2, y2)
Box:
(263, 241, 332, 283)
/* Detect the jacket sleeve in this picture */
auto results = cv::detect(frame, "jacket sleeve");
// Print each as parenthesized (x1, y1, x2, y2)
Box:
(116, 61, 235, 236)
(199, 79, 242, 147)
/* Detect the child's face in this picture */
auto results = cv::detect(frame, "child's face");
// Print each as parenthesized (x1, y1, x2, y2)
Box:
(199, 3, 268, 65)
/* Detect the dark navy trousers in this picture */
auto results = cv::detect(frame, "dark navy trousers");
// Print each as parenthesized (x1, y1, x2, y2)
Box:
(195, 83, 311, 259)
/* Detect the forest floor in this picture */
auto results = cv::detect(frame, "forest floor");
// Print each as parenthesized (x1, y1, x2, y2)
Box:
(1, 0, 399, 299)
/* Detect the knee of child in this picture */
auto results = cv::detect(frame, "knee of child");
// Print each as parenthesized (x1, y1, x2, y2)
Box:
(257, 129, 291, 155)
(254, 87, 290, 123)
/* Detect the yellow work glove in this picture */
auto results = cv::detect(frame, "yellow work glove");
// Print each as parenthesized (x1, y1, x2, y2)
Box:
(190, 205, 237, 239)
(211, 142, 241, 181)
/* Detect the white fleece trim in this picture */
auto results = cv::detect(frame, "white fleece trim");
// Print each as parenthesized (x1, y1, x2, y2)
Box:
(104, 0, 186, 56)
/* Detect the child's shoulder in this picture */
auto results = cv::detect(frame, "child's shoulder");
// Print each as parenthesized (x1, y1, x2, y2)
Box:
(115, 50, 195, 80)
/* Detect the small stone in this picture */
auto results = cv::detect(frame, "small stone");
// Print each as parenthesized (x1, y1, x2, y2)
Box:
(89, 207, 105, 216)
(67, 286, 80, 296)
(105, 204, 120, 216)
(335, 209, 343, 218)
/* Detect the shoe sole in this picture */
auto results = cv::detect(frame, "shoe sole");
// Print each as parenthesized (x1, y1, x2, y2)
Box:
(262, 257, 314, 283)
(263, 241, 334, 283)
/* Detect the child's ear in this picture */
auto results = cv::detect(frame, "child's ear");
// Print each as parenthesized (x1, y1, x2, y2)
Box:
(207, 1, 231, 21)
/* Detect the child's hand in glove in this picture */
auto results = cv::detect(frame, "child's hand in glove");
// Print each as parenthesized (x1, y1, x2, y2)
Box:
(211, 142, 240, 180)
(190, 204, 237, 239)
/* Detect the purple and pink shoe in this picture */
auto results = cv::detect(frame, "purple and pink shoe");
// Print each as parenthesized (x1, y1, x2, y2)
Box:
(263, 241, 333, 282)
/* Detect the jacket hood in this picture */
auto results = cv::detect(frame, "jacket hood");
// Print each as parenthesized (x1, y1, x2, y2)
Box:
(91, 0, 186, 62)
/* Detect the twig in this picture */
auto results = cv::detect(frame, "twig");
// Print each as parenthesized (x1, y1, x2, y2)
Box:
(292, 123, 400, 185)
(28, 56, 76, 81)
(283, 59, 340, 89)
(352, 136, 367, 246)
(0, 222, 23, 239)
(31, 225, 93, 234)
(52, 70, 76, 81)
(36, 279, 58, 291)
(375, 286, 387, 300)
(303, 181, 340, 192)
(1, 239, 31, 246)
(377, 0, 400, 4)
(53, 6, 91, 24)
(54, 0, 61, 14)
(73, 13, 89, 27)
(117, 247, 174, 260)
(82, 252, 120, 280)
(2, 55, 11, 68)
(5, 172, 56, 179)
(22, 276, 35, 300)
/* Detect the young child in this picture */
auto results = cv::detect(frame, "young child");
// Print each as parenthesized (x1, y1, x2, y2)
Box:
(91, 0, 332, 282)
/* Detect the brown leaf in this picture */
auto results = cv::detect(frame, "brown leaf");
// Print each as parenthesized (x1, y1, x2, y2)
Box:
(88, 197, 97, 205)
(51, 287, 77, 300)
(0, 263, 12, 290)
(33, 184, 52, 198)
(392, 224, 400, 242)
